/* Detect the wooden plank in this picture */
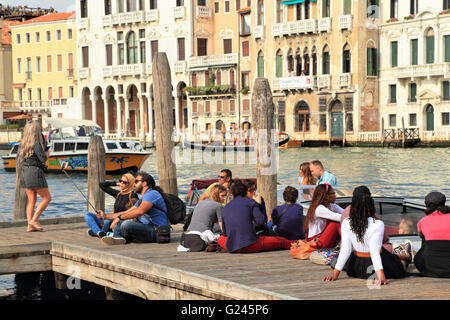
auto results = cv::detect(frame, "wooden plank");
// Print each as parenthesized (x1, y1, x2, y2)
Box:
(0, 242, 52, 274)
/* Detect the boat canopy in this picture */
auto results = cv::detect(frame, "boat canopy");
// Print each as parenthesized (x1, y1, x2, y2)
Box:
(46, 118, 100, 129)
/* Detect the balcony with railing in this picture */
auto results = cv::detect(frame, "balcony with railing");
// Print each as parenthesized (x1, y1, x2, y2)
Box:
(317, 17, 331, 32)
(175, 61, 186, 73)
(271, 19, 317, 37)
(338, 15, 353, 31)
(78, 68, 89, 79)
(253, 25, 265, 39)
(173, 6, 185, 19)
(103, 63, 152, 78)
(338, 73, 352, 87)
(196, 6, 211, 18)
(18, 99, 68, 111)
(102, 10, 159, 27)
(317, 74, 331, 89)
(78, 18, 89, 30)
(188, 54, 238, 69)
(396, 63, 450, 79)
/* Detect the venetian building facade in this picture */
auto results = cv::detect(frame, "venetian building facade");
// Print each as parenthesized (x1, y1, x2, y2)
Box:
(10, 12, 78, 123)
(76, 0, 193, 140)
(249, 0, 380, 145)
(379, 0, 450, 141)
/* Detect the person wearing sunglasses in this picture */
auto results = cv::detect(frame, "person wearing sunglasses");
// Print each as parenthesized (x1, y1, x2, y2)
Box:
(84, 173, 138, 238)
(198, 169, 233, 206)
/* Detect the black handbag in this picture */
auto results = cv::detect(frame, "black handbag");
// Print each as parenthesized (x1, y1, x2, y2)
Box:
(155, 225, 171, 243)
(180, 233, 207, 251)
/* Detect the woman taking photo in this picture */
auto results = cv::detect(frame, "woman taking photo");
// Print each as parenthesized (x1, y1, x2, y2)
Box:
(304, 183, 343, 249)
(323, 189, 409, 285)
(85, 173, 138, 238)
(19, 120, 51, 232)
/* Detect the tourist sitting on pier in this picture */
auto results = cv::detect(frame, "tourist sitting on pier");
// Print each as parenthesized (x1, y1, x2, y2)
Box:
(297, 162, 316, 199)
(270, 186, 305, 241)
(414, 192, 450, 278)
(99, 172, 169, 245)
(304, 184, 343, 249)
(243, 179, 272, 236)
(85, 173, 139, 238)
(323, 190, 411, 285)
(179, 184, 227, 252)
(198, 169, 233, 205)
(217, 180, 293, 253)
(309, 160, 337, 188)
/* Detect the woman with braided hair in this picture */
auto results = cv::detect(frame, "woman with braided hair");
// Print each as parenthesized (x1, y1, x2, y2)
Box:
(323, 186, 410, 285)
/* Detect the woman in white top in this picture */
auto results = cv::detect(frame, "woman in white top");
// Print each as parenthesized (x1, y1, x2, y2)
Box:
(304, 183, 344, 249)
(323, 190, 410, 285)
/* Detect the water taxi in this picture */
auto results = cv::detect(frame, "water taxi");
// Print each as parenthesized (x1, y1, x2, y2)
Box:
(2, 118, 151, 174)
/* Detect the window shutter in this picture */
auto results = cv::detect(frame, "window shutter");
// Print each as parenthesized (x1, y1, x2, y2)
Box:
(276, 55, 283, 78)
(411, 39, 418, 65)
(178, 38, 185, 61)
(257, 56, 264, 78)
(426, 36, 434, 64)
(224, 39, 232, 54)
(410, 83, 417, 102)
(82, 46, 89, 68)
(106, 45, 113, 66)
(367, 48, 374, 76)
(391, 41, 398, 67)
(444, 81, 450, 100)
(242, 41, 249, 56)
(445, 36, 450, 62)
(344, 0, 351, 15)
(198, 38, 207, 56)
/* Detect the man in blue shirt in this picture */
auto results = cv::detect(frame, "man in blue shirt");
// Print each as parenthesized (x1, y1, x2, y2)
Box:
(99, 172, 169, 245)
(310, 160, 338, 188)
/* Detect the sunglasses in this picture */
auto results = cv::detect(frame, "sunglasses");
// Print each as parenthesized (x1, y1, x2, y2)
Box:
(134, 179, 143, 184)
(218, 175, 227, 179)
(119, 180, 129, 185)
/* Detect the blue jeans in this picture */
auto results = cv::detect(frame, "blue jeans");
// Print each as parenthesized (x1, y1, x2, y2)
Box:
(114, 220, 157, 243)
(84, 212, 113, 234)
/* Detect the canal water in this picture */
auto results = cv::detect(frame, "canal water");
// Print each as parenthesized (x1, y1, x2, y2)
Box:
(1, 146, 449, 298)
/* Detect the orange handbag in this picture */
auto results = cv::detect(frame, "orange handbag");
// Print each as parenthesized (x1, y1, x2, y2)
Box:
(290, 238, 319, 260)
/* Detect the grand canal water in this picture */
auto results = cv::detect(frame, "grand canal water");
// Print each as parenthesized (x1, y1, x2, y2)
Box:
(1, 146, 449, 297)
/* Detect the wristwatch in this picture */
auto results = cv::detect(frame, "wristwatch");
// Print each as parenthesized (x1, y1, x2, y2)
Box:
(117, 214, 122, 221)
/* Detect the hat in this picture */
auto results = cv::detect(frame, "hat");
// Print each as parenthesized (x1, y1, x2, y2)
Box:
(425, 192, 446, 209)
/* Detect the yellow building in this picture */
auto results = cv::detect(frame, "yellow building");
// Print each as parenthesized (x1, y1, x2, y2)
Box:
(10, 12, 77, 119)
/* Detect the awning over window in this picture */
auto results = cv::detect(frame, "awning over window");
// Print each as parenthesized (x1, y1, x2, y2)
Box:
(282, 0, 317, 5)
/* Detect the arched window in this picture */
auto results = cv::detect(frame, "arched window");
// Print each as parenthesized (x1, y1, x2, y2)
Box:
(342, 43, 351, 73)
(287, 49, 294, 74)
(303, 47, 310, 76)
(276, 50, 283, 78)
(425, 28, 435, 64)
(367, 41, 377, 76)
(257, 51, 265, 78)
(295, 101, 310, 132)
(295, 48, 302, 76)
(322, 45, 330, 74)
(127, 32, 138, 64)
(312, 46, 317, 75)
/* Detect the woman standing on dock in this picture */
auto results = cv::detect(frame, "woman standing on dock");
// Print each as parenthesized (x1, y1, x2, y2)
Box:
(19, 120, 51, 232)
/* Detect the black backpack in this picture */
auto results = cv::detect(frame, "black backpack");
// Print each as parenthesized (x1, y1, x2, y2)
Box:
(156, 193, 187, 225)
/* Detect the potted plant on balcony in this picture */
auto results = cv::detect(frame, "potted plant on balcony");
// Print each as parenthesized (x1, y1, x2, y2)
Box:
(440, 9, 450, 15)
(386, 17, 398, 23)
(240, 88, 249, 94)
(404, 14, 415, 20)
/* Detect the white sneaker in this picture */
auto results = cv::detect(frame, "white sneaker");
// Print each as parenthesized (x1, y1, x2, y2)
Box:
(101, 235, 126, 245)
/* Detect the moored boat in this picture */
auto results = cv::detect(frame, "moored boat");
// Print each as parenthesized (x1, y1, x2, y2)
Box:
(181, 135, 290, 152)
(2, 118, 151, 174)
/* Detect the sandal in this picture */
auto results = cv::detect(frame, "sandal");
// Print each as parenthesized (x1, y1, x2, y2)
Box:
(29, 221, 44, 231)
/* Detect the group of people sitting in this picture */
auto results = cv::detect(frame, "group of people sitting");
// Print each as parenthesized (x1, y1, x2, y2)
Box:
(85, 163, 450, 282)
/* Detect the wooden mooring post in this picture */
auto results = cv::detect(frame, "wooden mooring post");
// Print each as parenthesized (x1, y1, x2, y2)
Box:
(87, 135, 105, 213)
(152, 52, 178, 196)
(252, 78, 277, 218)
(13, 144, 27, 220)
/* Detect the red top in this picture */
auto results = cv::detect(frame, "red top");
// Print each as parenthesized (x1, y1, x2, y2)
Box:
(418, 211, 450, 240)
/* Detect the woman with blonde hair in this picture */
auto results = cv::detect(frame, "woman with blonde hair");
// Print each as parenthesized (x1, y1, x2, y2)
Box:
(85, 173, 139, 238)
(19, 120, 51, 232)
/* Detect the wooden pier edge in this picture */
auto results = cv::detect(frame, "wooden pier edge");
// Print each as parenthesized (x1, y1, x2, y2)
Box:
(50, 242, 297, 300)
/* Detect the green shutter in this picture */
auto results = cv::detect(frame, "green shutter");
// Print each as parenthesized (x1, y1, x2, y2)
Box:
(410, 83, 417, 102)
(390, 84, 397, 103)
(445, 36, 450, 62)
(444, 81, 450, 100)
(344, 0, 351, 15)
(411, 39, 418, 65)
(426, 36, 435, 64)
(372, 48, 378, 75)
(367, 48, 373, 76)
(257, 56, 264, 78)
(391, 41, 398, 67)
(323, 52, 329, 74)
(276, 55, 283, 78)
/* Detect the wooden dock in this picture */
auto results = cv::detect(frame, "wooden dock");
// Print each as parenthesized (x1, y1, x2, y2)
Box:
(1, 217, 449, 300)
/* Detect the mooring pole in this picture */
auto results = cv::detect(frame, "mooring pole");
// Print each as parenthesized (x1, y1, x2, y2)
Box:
(152, 52, 178, 196)
(88, 135, 105, 213)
